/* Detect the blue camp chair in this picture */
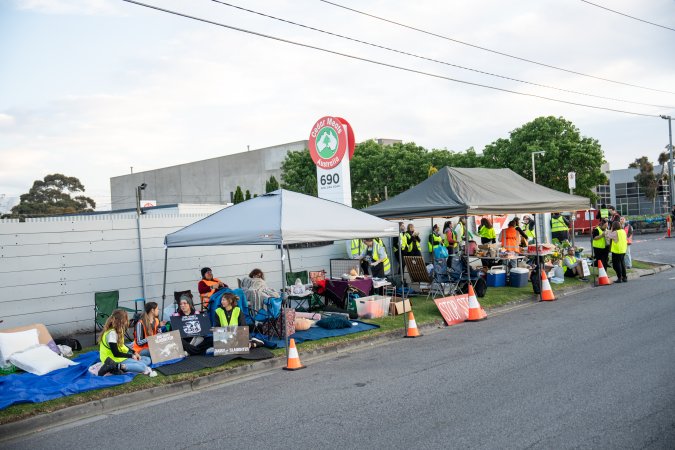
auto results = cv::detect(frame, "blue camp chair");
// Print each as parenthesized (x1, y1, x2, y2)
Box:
(428, 258, 460, 300)
(208, 288, 254, 326)
(253, 296, 283, 339)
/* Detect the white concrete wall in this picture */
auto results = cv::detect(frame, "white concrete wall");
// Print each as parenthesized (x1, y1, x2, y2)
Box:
(0, 213, 345, 337)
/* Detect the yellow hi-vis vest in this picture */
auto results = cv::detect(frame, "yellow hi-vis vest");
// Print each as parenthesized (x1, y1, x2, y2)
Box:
(563, 255, 577, 273)
(100, 329, 129, 363)
(524, 226, 536, 240)
(373, 239, 390, 273)
(610, 229, 628, 254)
(427, 233, 443, 253)
(551, 217, 568, 233)
(393, 232, 407, 254)
(404, 232, 420, 252)
(592, 227, 606, 249)
(215, 307, 241, 327)
(478, 225, 496, 240)
(600, 208, 609, 219)
(350, 239, 365, 257)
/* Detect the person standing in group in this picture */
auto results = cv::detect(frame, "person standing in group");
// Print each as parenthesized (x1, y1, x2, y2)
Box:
(443, 220, 457, 255)
(512, 217, 529, 248)
(349, 238, 368, 274)
(501, 220, 521, 253)
(592, 219, 610, 269)
(454, 217, 467, 250)
(404, 224, 422, 257)
(198, 267, 227, 312)
(551, 212, 570, 244)
(477, 218, 496, 244)
(392, 222, 408, 272)
(609, 206, 621, 223)
(360, 238, 390, 278)
(522, 215, 537, 244)
(596, 204, 610, 221)
(427, 224, 444, 255)
(620, 217, 634, 269)
(607, 221, 628, 283)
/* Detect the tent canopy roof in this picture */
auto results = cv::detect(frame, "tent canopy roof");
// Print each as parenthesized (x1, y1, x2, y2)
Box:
(363, 167, 590, 219)
(164, 189, 398, 248)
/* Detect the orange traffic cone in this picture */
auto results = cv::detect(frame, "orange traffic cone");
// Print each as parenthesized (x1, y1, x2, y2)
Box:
(597, 260, 612, 286)
(404, 311, 421, 338)
(466, 284, 487, 321)
(540, 270, 556, 301)
(283, 338, 306, 371)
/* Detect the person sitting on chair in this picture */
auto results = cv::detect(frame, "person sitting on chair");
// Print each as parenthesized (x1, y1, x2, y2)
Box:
(173, 295, 213, 355)
(198, 267, 227, 312)
(132, 302, 167, 358)
(562, 248, 589, 281)
(214, 292, 263, 348)
(98, 309, 156, 377)
(241, 269, 280, 301)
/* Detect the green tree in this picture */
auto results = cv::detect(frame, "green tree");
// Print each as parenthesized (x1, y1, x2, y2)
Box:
(482, 116, 606, 201)
(629, 156, 659, 213)
(233, 186, 244, 204)
(280, 150, 317, 196)
(6, 174, 95, 219)
(245, 189, 251, 200)
(265, 175, 280, 193)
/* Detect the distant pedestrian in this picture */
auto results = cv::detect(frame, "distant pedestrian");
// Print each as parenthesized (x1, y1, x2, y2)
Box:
(607, 221, 628, 283)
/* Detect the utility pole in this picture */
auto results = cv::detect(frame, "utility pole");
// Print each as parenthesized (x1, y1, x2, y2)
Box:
(661, 116, 674, 209)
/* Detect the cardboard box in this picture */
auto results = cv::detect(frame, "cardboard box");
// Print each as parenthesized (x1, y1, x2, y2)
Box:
(389, 298, 412, 316)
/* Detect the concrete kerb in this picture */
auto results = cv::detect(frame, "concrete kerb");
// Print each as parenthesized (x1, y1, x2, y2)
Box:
(2, 263, 671, 441)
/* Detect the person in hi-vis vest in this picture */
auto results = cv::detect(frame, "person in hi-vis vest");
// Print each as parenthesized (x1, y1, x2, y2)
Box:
(360, 238, 391, 278)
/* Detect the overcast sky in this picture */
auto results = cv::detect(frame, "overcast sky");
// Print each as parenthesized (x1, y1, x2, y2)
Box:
(1, 0, 674, 209)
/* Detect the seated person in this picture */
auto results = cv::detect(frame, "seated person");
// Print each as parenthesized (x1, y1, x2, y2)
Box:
(563, 248, 589, 281)
(214, 292, 263, 348)
(360, 238, 390, 279)
(132, 301, 168, 358)
(174, 295, 213, 355)
(241, 268, 280, 309)
(98, 309, 156, 377)
(198, 267, 227, 311)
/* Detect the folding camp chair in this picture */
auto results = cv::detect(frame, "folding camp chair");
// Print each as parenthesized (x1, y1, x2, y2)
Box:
(207, 288, 254, 327)
(285, 270, 322, 312)
(403, 256, 432, 293)
(94, 290, 136, 343)
(253, 296, 283, 339)
(428, 258, 461, 300)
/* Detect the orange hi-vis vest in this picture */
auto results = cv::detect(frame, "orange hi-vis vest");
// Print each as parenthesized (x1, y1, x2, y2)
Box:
(199, 278, 222, 309)
(132, 318, 159, 353)
(501, 226, 520, 253)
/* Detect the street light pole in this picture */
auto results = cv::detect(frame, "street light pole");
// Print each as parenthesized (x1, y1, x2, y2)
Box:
(661, 116, 674, 209)
(136, 183, 148, 301)
(531, 151, 545, 183)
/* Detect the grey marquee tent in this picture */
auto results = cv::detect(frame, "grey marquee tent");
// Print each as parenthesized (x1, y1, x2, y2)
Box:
(363, 167, 590, 218)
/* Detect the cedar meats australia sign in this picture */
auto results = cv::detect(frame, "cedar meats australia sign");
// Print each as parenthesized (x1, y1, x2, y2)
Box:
(308, 116, 355, 206)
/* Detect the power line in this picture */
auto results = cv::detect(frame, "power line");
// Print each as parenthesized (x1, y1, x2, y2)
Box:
(210, 0, 674, 109)
(120, 0, 661, 118)
(580, 0, 675, 32)
(318, 0, 675, 95)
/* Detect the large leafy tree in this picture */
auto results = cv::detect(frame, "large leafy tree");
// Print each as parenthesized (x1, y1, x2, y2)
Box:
(7, 174, 95, 218)
(280, 150, 317, 196)
(629, 156, 659, 212)
(482, 116, 607, 201)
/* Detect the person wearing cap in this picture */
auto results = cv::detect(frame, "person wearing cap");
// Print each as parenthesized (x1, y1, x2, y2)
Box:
(198, 267, 227, 311)
(562, 247, 589, 281)
(360, 238, 390, 278)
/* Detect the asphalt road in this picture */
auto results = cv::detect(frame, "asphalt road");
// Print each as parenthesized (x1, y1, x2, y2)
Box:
(6, 268, 675, 449)
(630, 232, 675, 266)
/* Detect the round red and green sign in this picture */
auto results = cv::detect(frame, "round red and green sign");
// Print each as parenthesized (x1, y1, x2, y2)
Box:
(308, 116, 353, 170)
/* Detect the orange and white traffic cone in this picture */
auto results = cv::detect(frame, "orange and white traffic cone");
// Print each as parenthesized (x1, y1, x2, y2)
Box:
(466, 284, 487, 321)
(404, 311, 421, 338)
(540, 270, 556, 301)
(596, 260, 612, 286)
(283, 338, 306, 371)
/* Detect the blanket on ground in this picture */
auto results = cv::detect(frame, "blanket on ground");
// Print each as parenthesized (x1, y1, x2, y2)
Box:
(0, 351, 135, 410)
(154, 347, 274, 376)
(253, 320, 379, 349)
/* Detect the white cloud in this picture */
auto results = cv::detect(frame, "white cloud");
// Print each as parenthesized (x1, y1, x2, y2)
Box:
(13, 0, 122, 15)
(0, 114, 16, 128)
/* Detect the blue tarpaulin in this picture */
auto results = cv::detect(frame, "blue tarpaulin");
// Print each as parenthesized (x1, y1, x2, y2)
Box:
(253, 321, 379, 348)
(0, 351, 135, 410)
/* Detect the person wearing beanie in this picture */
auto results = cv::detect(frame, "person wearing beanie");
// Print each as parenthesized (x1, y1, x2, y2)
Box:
(198, 267, 227, 311)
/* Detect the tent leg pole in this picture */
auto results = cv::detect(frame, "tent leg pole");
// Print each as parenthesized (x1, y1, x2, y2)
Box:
(465, 215, 470, 286)
(280, 244, 289, 358)
(161, 248, 168, 321)
(534, 214, 542, 302)
(398, 225, 408, 336)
